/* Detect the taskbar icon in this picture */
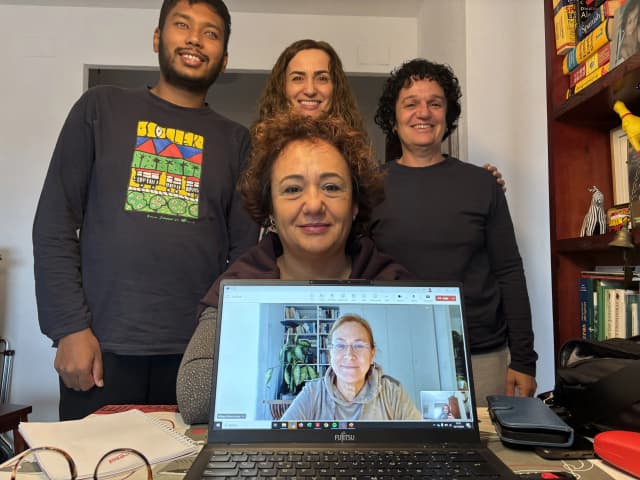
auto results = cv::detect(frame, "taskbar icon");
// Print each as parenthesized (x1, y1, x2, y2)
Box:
(271, 421, 356, 430)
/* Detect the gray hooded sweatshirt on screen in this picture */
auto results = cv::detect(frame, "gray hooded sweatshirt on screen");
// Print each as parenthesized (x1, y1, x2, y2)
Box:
(280, 364, 421, 421)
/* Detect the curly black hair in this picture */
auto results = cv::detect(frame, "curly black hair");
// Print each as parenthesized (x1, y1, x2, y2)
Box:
(375, 59, 462, 158)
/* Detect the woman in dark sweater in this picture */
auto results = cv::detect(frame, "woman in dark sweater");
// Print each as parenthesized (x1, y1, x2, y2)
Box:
(370, 59, 537, 405)
(176, 114, 414, 424)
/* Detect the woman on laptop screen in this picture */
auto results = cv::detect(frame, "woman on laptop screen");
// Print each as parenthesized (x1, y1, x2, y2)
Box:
(280, 314, 420, 421)
(176, 114, 414, 425)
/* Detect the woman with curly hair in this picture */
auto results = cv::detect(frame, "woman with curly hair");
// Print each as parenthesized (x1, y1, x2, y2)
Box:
(370, 58, 537, 405)
(176, 114, 414, 424)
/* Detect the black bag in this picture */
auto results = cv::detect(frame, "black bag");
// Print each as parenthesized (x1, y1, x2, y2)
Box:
(551, 336, 640, 433)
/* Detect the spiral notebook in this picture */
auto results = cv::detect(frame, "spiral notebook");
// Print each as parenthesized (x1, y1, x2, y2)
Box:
(18, 409, 197, 480)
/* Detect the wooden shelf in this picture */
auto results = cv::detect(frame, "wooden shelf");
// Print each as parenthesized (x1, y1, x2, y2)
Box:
(554, 231, 640, 266)
(556, 230, 640, 251)
(553, 53, 640, 129)
(544, 0, 640, 351)
(555, 232, 619, 253)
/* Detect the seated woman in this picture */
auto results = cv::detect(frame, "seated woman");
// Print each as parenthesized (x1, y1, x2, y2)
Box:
(281, 314, 421, 421)
(176, 113, 414, 425)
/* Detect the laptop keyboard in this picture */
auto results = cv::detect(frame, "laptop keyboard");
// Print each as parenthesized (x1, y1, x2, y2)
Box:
(202, 448, 502, 479)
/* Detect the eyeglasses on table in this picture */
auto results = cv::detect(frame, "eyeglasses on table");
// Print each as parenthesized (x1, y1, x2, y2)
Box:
(8, 446, 152, 480)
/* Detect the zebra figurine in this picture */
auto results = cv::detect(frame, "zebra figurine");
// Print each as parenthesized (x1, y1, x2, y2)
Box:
(580, 185, 607, 236)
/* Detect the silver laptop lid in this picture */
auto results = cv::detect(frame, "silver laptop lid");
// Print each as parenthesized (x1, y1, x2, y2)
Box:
(207, 279, 480, 446)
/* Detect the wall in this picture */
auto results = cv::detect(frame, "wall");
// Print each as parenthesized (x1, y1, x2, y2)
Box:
(417, 0, 553, 392)
(0, 5, 417, 421)
(463, 0, 554, 392)
(418, 0, 468, 160)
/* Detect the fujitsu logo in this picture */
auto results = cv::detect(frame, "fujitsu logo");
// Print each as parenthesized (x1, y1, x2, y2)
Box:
(333, 431, 355, 442)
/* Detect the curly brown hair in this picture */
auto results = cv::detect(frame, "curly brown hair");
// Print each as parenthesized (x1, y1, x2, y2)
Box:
(254, 39, 366, 134)
(375, 59, 462, 159)
(240, 113, 384, 235)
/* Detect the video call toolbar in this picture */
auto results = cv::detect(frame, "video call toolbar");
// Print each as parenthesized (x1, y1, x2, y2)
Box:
(222, 284, 462, 306)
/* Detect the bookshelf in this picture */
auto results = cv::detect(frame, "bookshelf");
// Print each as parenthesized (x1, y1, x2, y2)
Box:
(545, 3, 640, 351)
(282, 305, 339, 378)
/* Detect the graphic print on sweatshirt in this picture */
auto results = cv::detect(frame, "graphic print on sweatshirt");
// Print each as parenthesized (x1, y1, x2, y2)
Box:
(125, 121, 203, 221)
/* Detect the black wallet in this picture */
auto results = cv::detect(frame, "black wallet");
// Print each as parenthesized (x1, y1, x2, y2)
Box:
(487, 395, 574, 448)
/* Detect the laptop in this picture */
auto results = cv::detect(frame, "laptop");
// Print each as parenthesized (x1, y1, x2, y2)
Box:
(185, 279, 517, 479)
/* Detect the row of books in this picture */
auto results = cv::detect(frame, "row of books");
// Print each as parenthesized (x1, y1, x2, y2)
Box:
(553, 0, 624, 97)
(579, 272, 640, 340)
(284, 306, 316, 320)
(283, 321, 333, 335)
(319, 307, 340, 319)
(284, 305, 339, 320)
(284, 323, 320, 335)
(556, 0, 620, 52)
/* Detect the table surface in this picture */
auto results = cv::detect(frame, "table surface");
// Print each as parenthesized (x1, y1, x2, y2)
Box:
(0, 407, 634, 480)
(0, 405, 31, 417)
(474, 409, 631, 480)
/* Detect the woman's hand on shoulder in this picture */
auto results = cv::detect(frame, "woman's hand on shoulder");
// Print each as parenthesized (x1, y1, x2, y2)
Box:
(482, 163, 506, 192)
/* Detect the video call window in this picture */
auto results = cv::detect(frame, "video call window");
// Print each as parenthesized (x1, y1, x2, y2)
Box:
(212, 285, 473, 429)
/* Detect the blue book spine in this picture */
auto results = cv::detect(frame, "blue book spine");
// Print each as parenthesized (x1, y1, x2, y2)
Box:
(576, 0, 597, 39)
(578, 6, 603, 41)
(578, 277, 594, 339)
(565, 48, 578, 73)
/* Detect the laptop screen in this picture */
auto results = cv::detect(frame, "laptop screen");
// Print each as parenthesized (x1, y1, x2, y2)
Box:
(208, 280, 480, 445)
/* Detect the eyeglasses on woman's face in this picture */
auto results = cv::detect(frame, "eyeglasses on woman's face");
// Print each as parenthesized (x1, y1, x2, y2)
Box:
(330, 341, 372, 355)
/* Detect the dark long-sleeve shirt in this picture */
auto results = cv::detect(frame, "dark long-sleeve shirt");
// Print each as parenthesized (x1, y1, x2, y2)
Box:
(370, 157, 537, 376)
(33, 86, 258, 355)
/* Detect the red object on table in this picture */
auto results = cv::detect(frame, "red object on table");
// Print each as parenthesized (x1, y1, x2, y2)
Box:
(594, 430, 640, 478)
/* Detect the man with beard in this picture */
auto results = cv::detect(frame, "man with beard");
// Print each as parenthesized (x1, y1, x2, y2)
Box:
(33, 0, 258, 420)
